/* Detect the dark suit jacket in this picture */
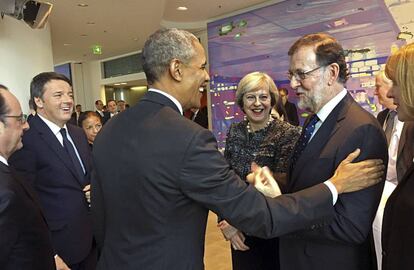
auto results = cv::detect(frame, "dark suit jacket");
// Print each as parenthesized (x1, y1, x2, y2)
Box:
(0, 162, 55, 270)
(280, 93, 388, 270)
(99, 111, 111, 125)
(377, 109, 389, 127)
(377, 109, 414, 182)
(284, 100, 299, 126)
(193, 106, 208, 129)
(9, 115, 93, 265)
(382, 163, 414, 270)
(92, 91, 335, 270)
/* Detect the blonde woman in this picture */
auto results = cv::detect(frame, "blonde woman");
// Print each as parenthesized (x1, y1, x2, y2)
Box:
(382, 42, 414, 270)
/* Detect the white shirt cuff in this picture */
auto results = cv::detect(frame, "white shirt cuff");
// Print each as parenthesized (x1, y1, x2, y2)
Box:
(324, 180, 338, 205)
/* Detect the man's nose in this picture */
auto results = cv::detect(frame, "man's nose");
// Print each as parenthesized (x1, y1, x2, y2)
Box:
(290, 76, 301, 89)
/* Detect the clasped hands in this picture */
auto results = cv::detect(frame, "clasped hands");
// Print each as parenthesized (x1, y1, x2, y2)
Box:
(218, 163, 280, 251)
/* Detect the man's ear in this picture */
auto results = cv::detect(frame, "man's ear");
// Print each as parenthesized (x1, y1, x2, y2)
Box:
(34, 97, 43, 109)
(327, 63, 340, 85)
(169, 59, 183, 82)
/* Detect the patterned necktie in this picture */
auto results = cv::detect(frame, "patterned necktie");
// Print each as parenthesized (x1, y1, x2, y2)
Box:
(60, 128, 85, 181)
(290, 114, 319, 170)
(384, 110, 397, 145)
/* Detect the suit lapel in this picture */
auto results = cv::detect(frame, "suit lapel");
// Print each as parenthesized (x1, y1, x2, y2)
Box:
(32, 115, 85, 187)
(289, 94, 352, 190)
(67, 124, 89, 184)
(0, 163, 49, 225)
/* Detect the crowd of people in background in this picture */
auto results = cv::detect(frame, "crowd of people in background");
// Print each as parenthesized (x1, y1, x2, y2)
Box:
(1, 27, 413, 270)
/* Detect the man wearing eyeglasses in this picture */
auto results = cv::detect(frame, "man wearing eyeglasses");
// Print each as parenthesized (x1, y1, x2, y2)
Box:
(9, 73, 96, 270)
(278, 33, 388, 270)
(0, 85, 55, 269)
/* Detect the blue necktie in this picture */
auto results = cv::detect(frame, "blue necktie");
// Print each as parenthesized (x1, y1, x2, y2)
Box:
(60, 128, 85, 182)
(290, 114, 319, 170)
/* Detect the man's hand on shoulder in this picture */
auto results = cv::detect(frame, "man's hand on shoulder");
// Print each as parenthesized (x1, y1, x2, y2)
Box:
(330, 148, 385, 194)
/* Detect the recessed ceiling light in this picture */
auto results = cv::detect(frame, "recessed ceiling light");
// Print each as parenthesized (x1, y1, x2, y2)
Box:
(63, 43, 72, 46)
(120, 82, 127, 85)
(78, 3, 88, 7)
(177, 6, 188, 11)
(114, 83, 121, 86)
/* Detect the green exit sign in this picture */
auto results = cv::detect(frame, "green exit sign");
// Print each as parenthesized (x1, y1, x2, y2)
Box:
(92, 45, 102, 55)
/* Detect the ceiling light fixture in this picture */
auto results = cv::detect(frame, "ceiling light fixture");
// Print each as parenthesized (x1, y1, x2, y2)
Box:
(77, 3, 88, 7)
(177, 6, 188, 11)
(397, 31, 414, 40)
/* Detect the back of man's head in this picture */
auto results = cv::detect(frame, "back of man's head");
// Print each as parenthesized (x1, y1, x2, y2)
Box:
(30, 72, 72, 110)
(142, 28, 198, 85)
(288, 33, 349, 85)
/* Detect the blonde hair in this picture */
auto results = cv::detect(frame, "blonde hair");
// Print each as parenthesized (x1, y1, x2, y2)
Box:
(385, 43, 414, 118)
(376, 70, 392, 86)
(236, 72, 279, 110)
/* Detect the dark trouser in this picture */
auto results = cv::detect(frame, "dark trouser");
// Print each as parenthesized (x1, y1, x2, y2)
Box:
(231, 236, 279, 270)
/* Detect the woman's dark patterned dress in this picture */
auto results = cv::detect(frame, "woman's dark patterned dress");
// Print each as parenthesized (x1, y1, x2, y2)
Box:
(224, 119, 301, 270)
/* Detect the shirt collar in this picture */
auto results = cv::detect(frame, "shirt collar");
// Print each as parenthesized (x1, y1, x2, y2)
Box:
(148, 88, 183, 115)
(37, 113, 68, 136)
(0, 155, 8, 166)
(316, 89, 347, 123)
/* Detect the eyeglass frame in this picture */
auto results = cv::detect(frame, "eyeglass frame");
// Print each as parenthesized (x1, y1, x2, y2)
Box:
(4, 113, 28, 124)
(287, 65, 327, 81)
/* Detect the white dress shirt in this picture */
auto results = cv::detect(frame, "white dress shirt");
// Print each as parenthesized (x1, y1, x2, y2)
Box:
(149, 88, 183, 115)
(0, 155, 8, 166)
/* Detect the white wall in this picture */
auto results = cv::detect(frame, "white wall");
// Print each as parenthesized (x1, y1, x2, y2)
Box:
(0, 16, 54, 113)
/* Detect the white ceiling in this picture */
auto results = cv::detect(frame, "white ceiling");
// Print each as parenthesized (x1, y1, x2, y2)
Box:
(48, 0, 272, 64)
(48, 0, 414, 65)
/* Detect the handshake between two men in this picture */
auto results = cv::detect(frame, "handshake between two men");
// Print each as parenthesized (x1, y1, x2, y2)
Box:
(218, 148, 385, 251)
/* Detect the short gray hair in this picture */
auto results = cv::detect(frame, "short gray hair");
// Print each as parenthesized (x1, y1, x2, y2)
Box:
(236, 72, 278, 110)
(142, 28, 199, 84)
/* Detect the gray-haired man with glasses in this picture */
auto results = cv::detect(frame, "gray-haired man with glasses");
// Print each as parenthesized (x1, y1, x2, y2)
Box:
(279, 33, 388, 270)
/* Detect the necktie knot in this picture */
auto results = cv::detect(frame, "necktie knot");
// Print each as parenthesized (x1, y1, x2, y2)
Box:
(60, 128, 67, 138)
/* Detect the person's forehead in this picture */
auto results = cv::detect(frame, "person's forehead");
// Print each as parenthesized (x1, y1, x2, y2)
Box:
(44, 79, 72, 92)
(246, 88, 269, 95)
(3, 91, 21, 113)
(290, 46, 317, 67)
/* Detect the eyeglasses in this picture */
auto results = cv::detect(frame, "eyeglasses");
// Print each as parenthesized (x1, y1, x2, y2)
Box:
(287, 65, 325, 81)
(4, 113, 28, 124)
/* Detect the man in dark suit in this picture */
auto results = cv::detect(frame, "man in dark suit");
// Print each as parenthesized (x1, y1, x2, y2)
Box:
(9, 73, 96, 270)
(0, 85, 55, 270)
(279, 87, 300, 126)
(95, 99, 110, 125)
(280, 33, 388, 270)
(69, 104, 82, 126)
(91, 28, 384, 270)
